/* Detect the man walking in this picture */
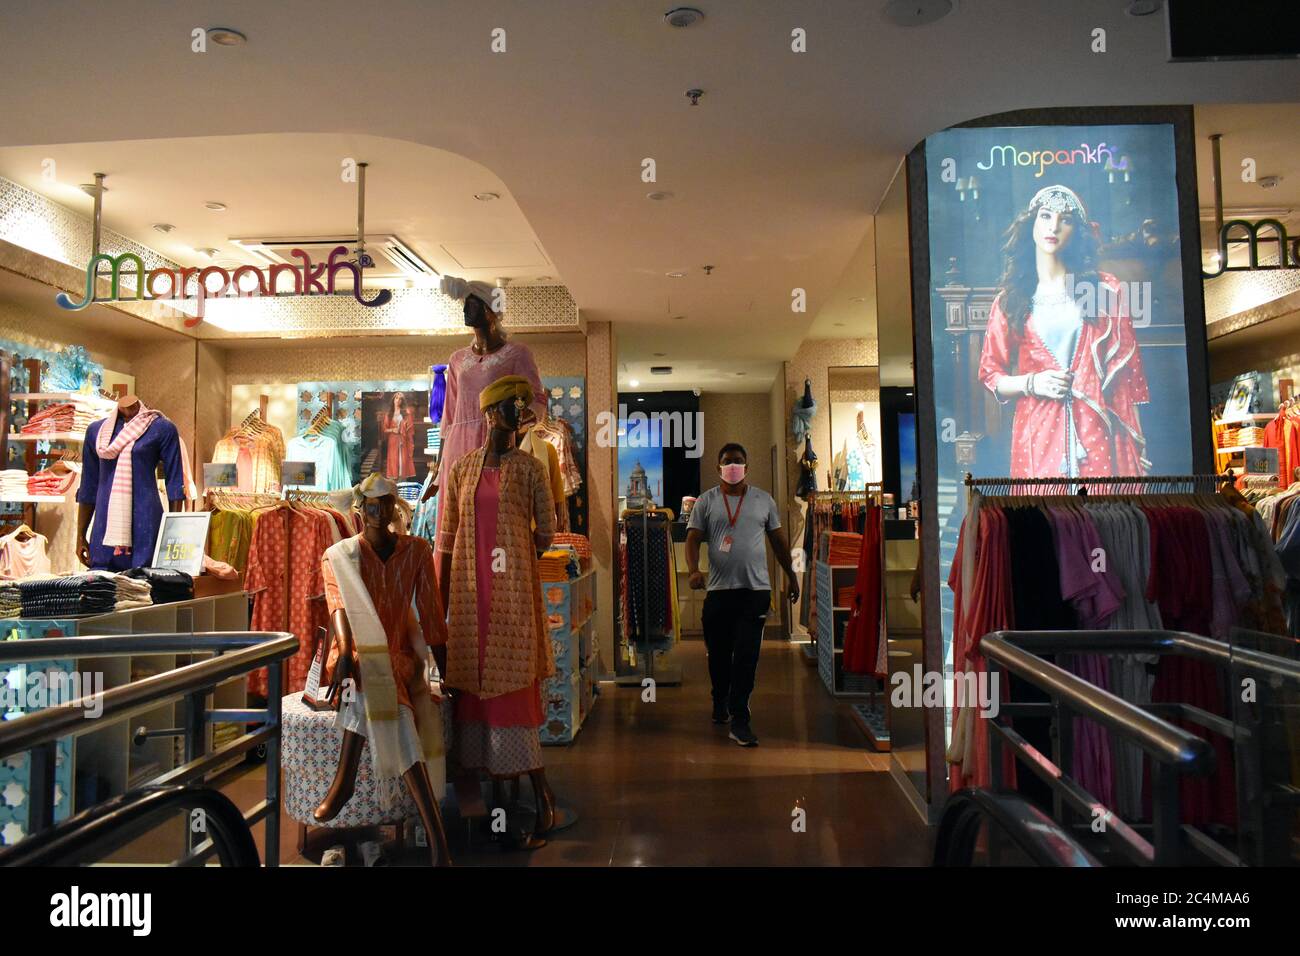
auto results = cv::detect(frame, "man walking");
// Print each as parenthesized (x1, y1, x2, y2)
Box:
(686, 443, 799, 747)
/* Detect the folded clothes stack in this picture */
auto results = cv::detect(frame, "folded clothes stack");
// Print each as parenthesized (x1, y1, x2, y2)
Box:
(551, 532, 592, 569)
(0, 470, 30, 500)
(17, 574, 117, 617)
(100, 571, 152, 610)
(123, 567, 193, 604)
(538, 546, 580, 582)
(27, 462, 80, 496)
(826, 532, 863, 565)
(0, 584, 20, 619)
(20, 402, 100, 435)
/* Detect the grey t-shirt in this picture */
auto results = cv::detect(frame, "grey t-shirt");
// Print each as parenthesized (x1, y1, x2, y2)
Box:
(687, 484, 781, 591)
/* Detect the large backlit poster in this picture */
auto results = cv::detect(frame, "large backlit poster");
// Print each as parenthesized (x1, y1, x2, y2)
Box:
(923, 122, 1193, 669)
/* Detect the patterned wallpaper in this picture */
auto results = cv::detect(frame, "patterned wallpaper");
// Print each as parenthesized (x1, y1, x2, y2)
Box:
(697, 392, 774, 498)
(0, 299, 137, 373)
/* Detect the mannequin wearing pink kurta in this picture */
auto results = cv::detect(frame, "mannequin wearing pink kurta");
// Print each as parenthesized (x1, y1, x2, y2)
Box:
(433, 341, 546, 547)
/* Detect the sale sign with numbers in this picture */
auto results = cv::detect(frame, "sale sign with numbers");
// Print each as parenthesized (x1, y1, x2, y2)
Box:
(150, 513, 212, 577)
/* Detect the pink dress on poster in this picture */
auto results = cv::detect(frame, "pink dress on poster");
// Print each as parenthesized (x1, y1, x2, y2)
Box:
(433, 341, 546, 546)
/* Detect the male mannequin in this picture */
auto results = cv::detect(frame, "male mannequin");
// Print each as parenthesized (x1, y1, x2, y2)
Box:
(76, 394, 184, 570)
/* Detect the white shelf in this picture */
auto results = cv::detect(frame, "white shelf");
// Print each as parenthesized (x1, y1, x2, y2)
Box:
(0, 493, 70, 504)
(1216, 445, 1266, 455)
(7, 432, 85, 443)
(10, 392, 116, 408)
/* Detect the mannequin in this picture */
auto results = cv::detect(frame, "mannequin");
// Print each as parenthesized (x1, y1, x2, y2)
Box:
(76, 394, 185, 570)
(421, 276, 545, 545)
(313, 474, 453, 866)
(436, 375, 559, 849)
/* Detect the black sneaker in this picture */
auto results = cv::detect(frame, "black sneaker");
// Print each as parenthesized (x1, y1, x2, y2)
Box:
(711, 702, 730, 724)
(729, 723, 759, 747)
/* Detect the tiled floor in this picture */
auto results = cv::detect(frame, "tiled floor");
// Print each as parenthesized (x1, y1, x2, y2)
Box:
(224, 639, 933, 866)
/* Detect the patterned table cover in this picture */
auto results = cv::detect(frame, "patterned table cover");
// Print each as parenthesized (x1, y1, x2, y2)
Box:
(281, 694, 449, 828)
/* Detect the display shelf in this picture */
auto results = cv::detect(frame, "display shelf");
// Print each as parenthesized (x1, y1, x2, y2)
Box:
(539, 568, 597, 744)
(10, 392, 117, 408)
(815, 560, 874, 698)
(6, 432, 85, 443)
(0, 493, 71, 504)
(0, 591, 251, 847)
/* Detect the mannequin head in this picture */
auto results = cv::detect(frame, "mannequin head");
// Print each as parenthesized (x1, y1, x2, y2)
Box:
(352, 473, 407, 538)
(487, 395, 524, 434)
(463, 293, 497, 330)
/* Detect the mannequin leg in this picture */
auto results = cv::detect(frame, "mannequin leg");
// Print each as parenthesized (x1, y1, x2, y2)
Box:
(314, 730, 365, 822)
(528, 768, 557, 834)
(401, 761, 453, 867)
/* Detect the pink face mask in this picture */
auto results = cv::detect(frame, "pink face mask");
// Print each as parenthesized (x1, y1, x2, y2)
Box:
(720, 463, 746, 484)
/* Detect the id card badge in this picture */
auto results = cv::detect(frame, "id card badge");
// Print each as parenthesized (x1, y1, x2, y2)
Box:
(719, 535, 733, 554)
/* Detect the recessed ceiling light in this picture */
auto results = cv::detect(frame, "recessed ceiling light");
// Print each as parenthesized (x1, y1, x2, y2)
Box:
(666, 271, 686, 278)
(664, 6, 705, 28)
(855, 402, 865, 411)
(195, 247, 219, 259)
(849, 296, 866, 303)
(630, 379, 640, 387)
(883, 0, 954, 27)
(671, 314, 686, 320)
(152, 223, 175, 234)
(636, 397, 646, 402)
(474, 192, 499, 202)
(647, 191, 674, 201)
(206, 27, 247, 45)
(834, 322, 845, 327)
(1125, 0, 1161, 15)
(205, 201, 227, 211)
(653, 352, 666, 357)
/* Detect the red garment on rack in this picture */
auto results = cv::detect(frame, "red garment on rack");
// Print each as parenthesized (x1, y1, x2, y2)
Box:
(1141, 505, 1237, 827)
(843, 503, 884, 676)
(245, 507, 335, 697)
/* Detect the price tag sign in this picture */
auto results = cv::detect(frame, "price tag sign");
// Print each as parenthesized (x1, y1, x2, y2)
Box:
(150, 512, 211, 577)
(203, 462, 238, 488)
(281, 461, 317, 487)
(1244, 447, 1279, 475)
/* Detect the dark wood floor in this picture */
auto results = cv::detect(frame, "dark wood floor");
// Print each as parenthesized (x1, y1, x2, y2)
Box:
(225, 639, 933, 866)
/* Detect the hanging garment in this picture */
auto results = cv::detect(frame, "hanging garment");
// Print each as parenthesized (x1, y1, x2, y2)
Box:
(530, 416, 582, 497)
(0, 526, 51, 580)
(212, 412, 286, 494)
(842, 502, 883, 676)
(284, 419, 352, 491)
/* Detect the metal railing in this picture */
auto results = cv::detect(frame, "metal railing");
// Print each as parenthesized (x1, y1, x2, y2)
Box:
(934, 788, 1100, 866)
(0, 785, 261, 867)
(975, 629, 1300, 866)
(0, 631, 297, 866)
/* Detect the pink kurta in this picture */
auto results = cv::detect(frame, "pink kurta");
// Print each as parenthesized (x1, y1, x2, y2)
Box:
(433, 341, 546, 546)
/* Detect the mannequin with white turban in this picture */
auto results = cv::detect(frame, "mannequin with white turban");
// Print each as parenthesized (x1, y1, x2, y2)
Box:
(424, 275, 547, 550)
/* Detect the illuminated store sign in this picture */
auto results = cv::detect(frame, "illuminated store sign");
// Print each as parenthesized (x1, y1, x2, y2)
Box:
(1202, 218, 1300, 278)
(55, 246, 392, 326)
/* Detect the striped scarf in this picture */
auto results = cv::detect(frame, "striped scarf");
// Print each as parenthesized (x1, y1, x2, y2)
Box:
(95, 403, 161, 552)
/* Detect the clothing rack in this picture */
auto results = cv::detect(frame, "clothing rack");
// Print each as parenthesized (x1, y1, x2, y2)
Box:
(810, 483, 884, 502)
(963, 472, 1232, 499)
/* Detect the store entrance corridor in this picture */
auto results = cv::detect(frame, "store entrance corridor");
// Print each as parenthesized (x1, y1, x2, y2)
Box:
(228, 640, 931, 866)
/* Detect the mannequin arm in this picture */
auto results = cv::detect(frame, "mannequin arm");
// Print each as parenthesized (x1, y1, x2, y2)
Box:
(76, 503, 94, 567)
(325, 607, 355, 702)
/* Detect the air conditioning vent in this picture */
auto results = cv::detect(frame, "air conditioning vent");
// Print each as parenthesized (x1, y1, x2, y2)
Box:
(231, 235, 438, 284)
(650, 366, 673, 375)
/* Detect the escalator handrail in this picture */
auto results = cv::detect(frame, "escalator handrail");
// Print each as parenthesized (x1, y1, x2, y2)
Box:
(934, 788, 1100, 867)
(981, 632, 1214, 771)
(0, 784, 260, 867)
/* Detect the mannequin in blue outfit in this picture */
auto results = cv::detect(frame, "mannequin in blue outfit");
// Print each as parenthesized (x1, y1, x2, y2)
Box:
(75, 395, 186, 571)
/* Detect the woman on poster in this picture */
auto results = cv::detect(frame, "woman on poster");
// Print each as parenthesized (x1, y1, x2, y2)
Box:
(977, 184, 1151, 478)
(382, 391, 416, 480)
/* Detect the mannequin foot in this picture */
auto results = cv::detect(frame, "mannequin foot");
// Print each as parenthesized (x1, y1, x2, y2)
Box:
(313, 783, 355, 822)
(507, 829, 547, 851)
(529, 769, 557, 834)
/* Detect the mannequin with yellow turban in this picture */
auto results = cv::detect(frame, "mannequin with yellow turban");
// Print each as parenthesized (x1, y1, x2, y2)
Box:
(436, 374, 561, 850)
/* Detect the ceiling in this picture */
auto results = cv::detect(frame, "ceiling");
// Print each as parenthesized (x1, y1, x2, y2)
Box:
(1, 1, 1298, 394)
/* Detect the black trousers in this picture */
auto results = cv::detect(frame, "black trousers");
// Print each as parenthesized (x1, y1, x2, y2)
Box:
(701, 588, 771, 726)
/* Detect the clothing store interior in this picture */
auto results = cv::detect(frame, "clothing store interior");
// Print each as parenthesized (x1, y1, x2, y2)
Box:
(0, 4, 1298, 871)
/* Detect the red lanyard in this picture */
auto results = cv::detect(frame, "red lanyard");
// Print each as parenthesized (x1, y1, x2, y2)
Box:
(722, 488, 746, 528)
